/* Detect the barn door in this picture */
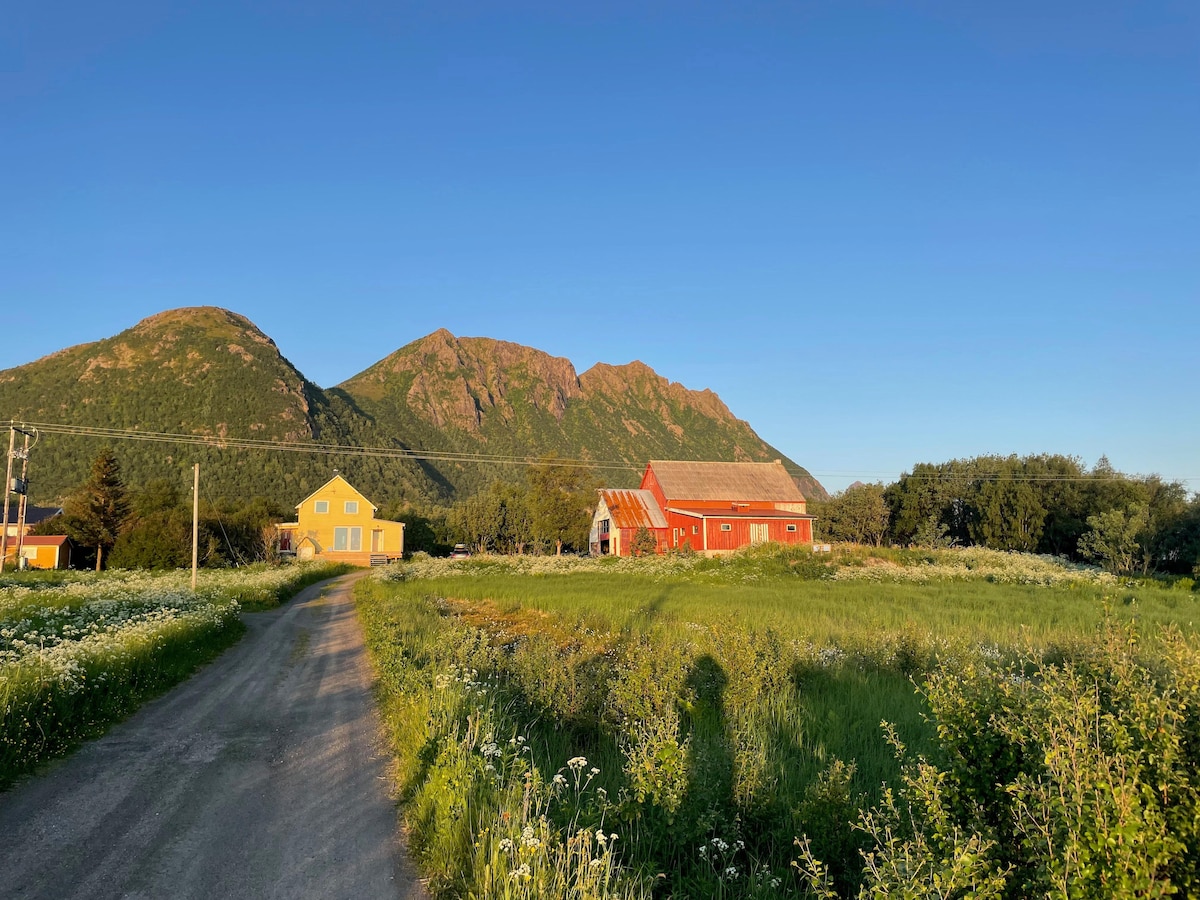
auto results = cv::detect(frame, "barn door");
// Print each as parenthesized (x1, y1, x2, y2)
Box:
(750, 523, 769, 544)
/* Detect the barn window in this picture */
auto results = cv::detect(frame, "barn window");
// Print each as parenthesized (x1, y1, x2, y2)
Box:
(692, 525, 700, 535)
(786, 524, 797, 532)
(314, 501, 329, 514)
(720, 523, 732, 532)
(345, 501, 359, 515)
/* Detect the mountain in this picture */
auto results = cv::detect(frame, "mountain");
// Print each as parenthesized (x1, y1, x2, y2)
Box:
(335, 328, 826, 499)
(0, 308, 826, 505)
(0, 308, 440, 504)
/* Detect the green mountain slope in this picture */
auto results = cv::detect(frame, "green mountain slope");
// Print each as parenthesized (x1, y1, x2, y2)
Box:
(0, 308, 440, 505)
(337, 329, 827, 499)
(0, 308, 826, 506)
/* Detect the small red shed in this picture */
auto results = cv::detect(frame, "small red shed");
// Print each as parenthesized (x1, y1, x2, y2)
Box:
(590, 489, 670, 557)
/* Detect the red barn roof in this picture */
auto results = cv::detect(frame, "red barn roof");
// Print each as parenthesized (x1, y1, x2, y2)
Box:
(646, 460, 806, 503)
(18, 535, 71, 547)
(598, 489, 668, 530)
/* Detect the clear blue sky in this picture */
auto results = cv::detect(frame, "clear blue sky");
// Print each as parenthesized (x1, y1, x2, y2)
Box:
(3, 1, 1197, 494)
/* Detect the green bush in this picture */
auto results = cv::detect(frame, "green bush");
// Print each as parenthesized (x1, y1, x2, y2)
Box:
(799, 621, 1200, 898)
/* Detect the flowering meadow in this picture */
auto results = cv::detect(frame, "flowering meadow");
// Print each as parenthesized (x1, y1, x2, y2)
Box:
(359, 546, 1200, 899)
(0, 561, 349, 788)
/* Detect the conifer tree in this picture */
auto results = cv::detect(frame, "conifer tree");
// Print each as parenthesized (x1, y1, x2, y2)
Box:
(63, 448, 130, 570)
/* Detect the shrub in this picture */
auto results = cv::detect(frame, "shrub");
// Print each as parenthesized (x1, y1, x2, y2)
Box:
(798, 621, 1200, 898)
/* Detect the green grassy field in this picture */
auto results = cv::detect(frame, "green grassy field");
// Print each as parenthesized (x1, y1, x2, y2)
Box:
(358, 547, 1200, 899)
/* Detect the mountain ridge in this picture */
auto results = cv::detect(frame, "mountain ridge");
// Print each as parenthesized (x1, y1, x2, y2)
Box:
(0, 307, 827, 505)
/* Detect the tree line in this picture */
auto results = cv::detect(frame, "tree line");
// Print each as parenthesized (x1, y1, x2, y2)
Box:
(30, 450, 288, 570)
(383, 459, 600, 557)
(812, 453, 1200, 576)
(31, 450, 600, 569)
(34, 449, 1199, 577)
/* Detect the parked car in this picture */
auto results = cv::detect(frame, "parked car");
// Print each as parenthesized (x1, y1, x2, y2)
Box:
(450, 543, 471, 559)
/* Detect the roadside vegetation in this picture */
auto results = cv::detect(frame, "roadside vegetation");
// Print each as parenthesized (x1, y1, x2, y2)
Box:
(0, 561, 350, 789)
(358, 546, 1200, 899)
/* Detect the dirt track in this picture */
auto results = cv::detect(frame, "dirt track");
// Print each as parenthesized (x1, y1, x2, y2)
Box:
(0, 572, 426, 900)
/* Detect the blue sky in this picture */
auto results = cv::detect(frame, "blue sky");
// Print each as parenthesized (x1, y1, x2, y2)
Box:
(2, 1, 1197, 494)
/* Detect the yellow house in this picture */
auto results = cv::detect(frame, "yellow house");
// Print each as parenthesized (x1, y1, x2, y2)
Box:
(277, 474, 404, 566)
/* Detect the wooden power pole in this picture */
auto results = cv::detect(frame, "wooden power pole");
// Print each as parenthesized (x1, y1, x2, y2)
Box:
(0, 424, 14, 573)
(192, 463, 200, 590)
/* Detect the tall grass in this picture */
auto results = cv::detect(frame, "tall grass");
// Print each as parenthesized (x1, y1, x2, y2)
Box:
(361, 548, 1200, 898)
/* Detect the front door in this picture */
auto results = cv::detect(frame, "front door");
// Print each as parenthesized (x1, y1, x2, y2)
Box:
(372, 530, 384, 552)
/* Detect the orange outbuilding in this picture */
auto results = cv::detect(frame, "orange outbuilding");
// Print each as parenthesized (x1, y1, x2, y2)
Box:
(4, 535, 74, 569)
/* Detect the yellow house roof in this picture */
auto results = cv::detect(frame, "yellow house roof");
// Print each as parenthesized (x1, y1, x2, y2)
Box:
(294, 473, 377, 512)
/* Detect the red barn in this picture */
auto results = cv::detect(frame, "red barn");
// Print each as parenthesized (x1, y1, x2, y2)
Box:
(591, 459, 815, 557)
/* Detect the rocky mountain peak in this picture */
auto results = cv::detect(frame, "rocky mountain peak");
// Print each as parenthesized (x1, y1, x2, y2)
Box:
(580, 361, 739, 426)
(342, 330, 583, 433)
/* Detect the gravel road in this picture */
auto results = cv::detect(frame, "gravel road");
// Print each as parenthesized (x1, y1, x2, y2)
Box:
(0, 571, 427, 900)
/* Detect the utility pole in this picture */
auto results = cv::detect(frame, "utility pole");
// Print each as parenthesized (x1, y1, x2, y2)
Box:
(192, 463, 200, 591)
(0, 424, 14, 572)
(1, 424, 39, 572)
(13, 429, 34, 568)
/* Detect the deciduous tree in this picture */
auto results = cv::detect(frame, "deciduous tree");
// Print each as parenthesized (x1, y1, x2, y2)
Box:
(1078, 503, 1149, 575)
(819, 483, 889, 546)
(527, 460, 596, 555)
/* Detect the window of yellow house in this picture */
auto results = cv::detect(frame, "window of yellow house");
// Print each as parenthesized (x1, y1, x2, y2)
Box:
(314, 501, 329, 514)
(334, 527, 362, 552)
(345, 501, 358, 515)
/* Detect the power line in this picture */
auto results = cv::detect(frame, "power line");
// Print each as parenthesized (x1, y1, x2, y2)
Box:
(11, 420, 1196, 488)
(825, 472, 1199, 484)
(15, 420, 643, 472)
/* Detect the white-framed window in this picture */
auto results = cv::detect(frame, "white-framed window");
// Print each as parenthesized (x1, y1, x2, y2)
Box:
(314, 500, 329, 514)
(345, 501, 358, 515)
(334, 527, 362, 552)
(692, 525, 700, 535)
(720, 523, 732, 532)
(786, 524, 798, 532)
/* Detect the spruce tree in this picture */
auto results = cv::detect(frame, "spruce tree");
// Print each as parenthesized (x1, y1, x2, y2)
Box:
(63, 449, 130, 570)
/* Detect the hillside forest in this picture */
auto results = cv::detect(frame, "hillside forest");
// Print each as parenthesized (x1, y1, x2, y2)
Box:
(24, 448, 1200, 580)
(0, 307, 823, 507)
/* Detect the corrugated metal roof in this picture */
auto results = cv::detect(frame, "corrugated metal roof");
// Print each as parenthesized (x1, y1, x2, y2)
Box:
(648, 460, 806, 503)
(667, 506, 816, 520)
(598, 489, 669, 530)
